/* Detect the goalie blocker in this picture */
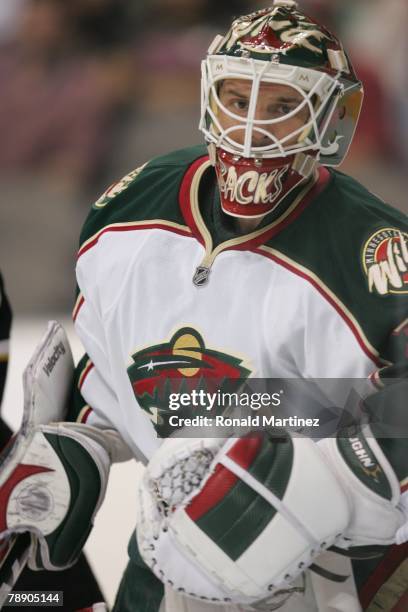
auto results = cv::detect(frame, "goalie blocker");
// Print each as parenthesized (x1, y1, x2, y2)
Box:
(137, 430, 408, 608)
(0, 322, 130, 607)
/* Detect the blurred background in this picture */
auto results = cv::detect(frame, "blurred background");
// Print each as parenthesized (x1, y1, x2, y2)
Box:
(0, 0, 407, 316)
(0, 0, 407, 605)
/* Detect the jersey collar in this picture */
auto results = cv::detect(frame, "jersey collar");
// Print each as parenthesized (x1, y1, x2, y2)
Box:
(179, 154, 331, 273)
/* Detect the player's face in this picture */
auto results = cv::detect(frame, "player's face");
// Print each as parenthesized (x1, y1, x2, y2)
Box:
(217, 79, 310, 149)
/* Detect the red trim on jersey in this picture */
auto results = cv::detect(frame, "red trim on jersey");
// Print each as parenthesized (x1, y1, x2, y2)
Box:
(178, 155, 209, 246)
(73, 295, 85, 322)
(359, 542, 408, 609)
(401, 481, 408, 494)
(78, 361, 94, 390)
(186, 436, 263, 521)
(77, 223, 193, 259)
(80, 407, 93, 424)
(254, 247, 382, 368)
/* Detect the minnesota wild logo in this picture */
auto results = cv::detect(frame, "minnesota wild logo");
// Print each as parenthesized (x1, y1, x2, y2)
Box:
(223, 6, 333, 58)
(127, 327, 251, 436)
(363, 228, 408, 296)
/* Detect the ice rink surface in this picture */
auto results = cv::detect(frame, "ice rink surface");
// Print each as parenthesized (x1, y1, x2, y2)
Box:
(2, 316, 143, 608)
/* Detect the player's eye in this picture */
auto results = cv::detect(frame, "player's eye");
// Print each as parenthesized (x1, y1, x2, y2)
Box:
(270, 103, 298, 117)
(229, 97, 250, 115)
(279, 104, 294, 115)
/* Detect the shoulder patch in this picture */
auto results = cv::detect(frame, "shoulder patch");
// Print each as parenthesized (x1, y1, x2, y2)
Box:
(362, 228, 408, 296)
(93, 163, 148, 209)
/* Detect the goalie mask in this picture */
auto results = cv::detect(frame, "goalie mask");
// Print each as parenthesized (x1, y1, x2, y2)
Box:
(199, 0, 364, 218)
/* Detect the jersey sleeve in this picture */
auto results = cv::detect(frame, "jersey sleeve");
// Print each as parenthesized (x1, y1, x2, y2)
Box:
(72, 290, 124, 430)
(73, 272, 154, 463)
(72, 154, 199, 462)
(67, 352, 117, 430)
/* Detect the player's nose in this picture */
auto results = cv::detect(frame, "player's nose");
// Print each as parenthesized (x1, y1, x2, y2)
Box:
(251, 108, 275, 145)
(251, 126, 274, 146)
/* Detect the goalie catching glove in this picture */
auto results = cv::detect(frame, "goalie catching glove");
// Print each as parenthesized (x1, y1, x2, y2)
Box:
(136, 430, 407, 607)
(0, 321, 130, 601)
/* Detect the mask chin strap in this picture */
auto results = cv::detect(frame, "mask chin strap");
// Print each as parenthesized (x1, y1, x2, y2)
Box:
(207, 142, 218, 165)
(292, 151, 318, 178)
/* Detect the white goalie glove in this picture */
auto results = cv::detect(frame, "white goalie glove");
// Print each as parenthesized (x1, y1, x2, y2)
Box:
(136, 430, 408, 608)
(0, 322, 131, 606)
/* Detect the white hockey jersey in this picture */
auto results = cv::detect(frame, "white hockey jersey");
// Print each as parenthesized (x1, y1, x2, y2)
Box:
(73, 146, 408, 470)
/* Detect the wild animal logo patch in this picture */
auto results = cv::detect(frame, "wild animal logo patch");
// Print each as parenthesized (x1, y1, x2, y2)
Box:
(93, 163, 147, 209)
(362, 228, 408, 296)
(127, 328, 251, 436)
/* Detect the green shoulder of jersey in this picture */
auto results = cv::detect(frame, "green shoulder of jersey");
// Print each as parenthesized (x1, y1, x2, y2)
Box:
(79, 145, 207, 247)
(269, 169, 408, 363)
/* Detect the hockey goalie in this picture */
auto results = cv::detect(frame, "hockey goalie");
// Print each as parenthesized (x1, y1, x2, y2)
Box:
(2, 1, 408, 610)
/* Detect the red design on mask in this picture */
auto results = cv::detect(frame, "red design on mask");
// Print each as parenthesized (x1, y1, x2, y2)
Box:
(215, 149, 313, 218)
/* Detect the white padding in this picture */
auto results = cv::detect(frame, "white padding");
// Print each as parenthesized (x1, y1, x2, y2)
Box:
(23, 321, 74, 430)
(318, 433, 405, 547)
(137, 435, 351, 605)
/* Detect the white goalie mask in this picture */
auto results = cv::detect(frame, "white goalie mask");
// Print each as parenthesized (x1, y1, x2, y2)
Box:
(199, 1, 364, 218)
